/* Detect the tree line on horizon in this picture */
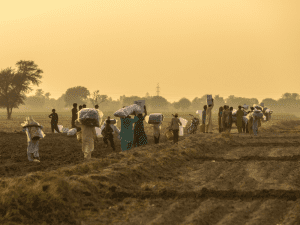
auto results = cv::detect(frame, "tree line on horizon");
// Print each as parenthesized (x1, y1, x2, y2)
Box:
(1, 60, 300, 119)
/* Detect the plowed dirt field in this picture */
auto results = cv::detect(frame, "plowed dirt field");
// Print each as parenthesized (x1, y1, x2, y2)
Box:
(1, 113, 300, 225)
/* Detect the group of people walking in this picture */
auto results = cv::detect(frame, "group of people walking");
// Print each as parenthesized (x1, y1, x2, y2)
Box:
(201, 102, 263, 136)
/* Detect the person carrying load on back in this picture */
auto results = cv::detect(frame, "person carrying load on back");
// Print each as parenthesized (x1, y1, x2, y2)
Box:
(205, 98, 214, 133)
(133, 105, 148, 148)
(101, 117, 118, 151)
(49, 109, 61, 133)
(236, 105, 244, 133)
(218, 106, 223, 133)
(170, 113, 182, 144)
(21, 116, 46, 162)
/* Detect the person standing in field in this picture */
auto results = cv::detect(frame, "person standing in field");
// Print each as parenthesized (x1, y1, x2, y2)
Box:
(218, 106, 223, 133)
(133, 105, 148, 147)
(236, 105, 244, 133)
(101, 117, 118, 151)
(205, 99, 214, 133)
(170, 113, 182, 144)
(252, 109, 261, 136)
(120, 112, 139, 151)
(202, 105, 207, 133)
(48, 109, 61, 133)
(222, 105, 230, 132)
(228, 107, 233, 133)
(71, 103, 78, 128)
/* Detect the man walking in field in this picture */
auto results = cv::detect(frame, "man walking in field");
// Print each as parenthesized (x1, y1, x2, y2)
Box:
(236, 105, 244, 133)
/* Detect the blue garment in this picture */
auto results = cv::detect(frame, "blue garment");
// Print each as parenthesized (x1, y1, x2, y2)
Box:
(120, 116, 139, 151)
(133, 115, 148, 147)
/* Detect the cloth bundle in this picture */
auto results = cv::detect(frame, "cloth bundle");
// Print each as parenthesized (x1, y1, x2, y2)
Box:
(242, 116, 248, 124)
(21, 116, 45, 141)
(54, 125, 63, 133)
(78, 108, 100, 126)
(232, 109, 238, 116)
(114, 104, 141, 118)
(207, 95, 213, 105)
(67, 128, 77, 136)
(27, 127, 45, 141)
(179, 117, 188, 127)
(148, 113, 164, 124)
(253, 110, 264, 118)
(179, 126, 184, 136)
(134, 100, 145, 114)
(243, 105, 249, 110)
(62, 127, 69, 133)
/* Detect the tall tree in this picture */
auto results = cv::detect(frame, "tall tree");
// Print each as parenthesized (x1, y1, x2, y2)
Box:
(178, 98, 192, 111)
(64, 86, 90, 107)
(89, 90, 107, 107)
(0, 60, 43, 119)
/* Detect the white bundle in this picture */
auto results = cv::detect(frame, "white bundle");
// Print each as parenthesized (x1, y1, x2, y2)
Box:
(243, 105, 249, 110)
(67, 128, 77, 136)
(232, 109, 237, 116)
(62, 127, 69, 133)
(148, 113, 164, 124)
(196, 110, 202, 115)
(265, 109, 271, 113)
(78, 108, 100, 126)
(95, 127, 102, 137)
(243, 116, 248, 124)
(54, 125, 63, 133)
(179, 117, 188, 127)
(179, 126, 184, 136)
(134, 100, 145, 114)
(253, 111, 264, 118)
(114, 104, 141, 118)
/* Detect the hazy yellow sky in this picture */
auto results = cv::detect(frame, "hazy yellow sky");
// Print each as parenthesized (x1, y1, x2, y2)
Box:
(1, 0, 299, 103)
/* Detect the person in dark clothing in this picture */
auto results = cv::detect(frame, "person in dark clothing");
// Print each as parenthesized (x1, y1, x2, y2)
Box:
(71, 103, 78, 128)
(133, 105, 148, 147)
(102, 118, 115, 151)
(218, 106, 223, 133)
(202, 105, 207, 133)
(82, 104, 86, 108)
(95, 105, 99, 109)
(79, 105, 83, 110)
(49, 109, 61, 133)
(170, 113, 182, 144)
(228, 107, 233, 132)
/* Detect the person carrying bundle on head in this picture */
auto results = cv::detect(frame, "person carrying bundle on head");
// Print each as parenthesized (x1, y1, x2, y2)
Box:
(75, 108, 99, 160)
(133, 105, 148, 147)
(120, 111, 139, 151)
(49, 109, 61, 133)
(21, 116, 46, 162)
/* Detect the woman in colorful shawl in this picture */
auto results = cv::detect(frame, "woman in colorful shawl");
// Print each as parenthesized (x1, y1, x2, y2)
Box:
(218, 106, 223, 133)
(120, 112, 139, 151)
(133, 105, 148, 147)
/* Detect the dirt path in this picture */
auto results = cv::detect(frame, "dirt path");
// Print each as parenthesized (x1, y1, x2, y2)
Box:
(81, 130, 300, 225)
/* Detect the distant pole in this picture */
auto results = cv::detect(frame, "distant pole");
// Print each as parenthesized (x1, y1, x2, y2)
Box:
(156, 83, 160, 96)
